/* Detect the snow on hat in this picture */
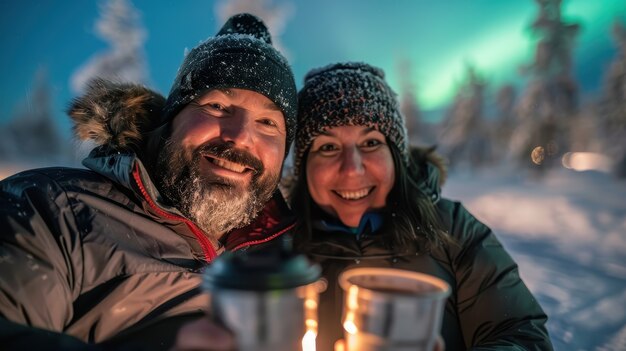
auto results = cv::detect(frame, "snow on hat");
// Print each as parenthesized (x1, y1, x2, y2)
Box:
(294, 62, 409, 174)
(163, 13, 297, 155)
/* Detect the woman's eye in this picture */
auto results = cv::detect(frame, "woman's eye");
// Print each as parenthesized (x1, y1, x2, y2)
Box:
(319, 144, 338, 152)
(362, 139, 383, 149)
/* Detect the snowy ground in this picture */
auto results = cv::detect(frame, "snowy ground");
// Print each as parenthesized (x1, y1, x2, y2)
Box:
(443, 167, 626, 351)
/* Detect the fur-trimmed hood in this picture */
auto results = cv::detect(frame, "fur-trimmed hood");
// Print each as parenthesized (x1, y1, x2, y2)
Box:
(410, 145, 447, 187)
(68, 79, 166, 153)
(410, 145, 448, 204)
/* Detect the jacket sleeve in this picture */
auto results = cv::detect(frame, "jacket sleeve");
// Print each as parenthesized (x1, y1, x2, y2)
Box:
(442, 199, 553, 350)
(0, 316, 98, 351)
(0, 171, 88, 349)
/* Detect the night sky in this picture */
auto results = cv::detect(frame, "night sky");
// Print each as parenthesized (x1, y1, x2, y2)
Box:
(0, 0, 624, 137)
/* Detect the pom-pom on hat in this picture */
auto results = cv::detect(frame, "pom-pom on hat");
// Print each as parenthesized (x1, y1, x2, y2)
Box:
(163, 13, 297, 155)
(294, 62, 409, 174)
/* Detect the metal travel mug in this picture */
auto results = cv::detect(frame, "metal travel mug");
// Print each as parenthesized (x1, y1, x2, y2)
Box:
(339, 267, 450, 351)
(203, 240, 322, 351)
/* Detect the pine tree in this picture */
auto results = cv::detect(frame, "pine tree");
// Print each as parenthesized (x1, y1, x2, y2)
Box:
(71, 0, 148, 93)
(510, 0, 580, 170)
(492, 84, 517, 163)
(598, 20, 626, 177)
(0, 69, 66, 163)
(397, 59, 423, 145)
(438, 65, 490, 170)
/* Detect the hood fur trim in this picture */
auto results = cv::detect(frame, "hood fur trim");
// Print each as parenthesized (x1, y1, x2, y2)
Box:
(68, 79, 166, 150)
(409, 145, 448, 187)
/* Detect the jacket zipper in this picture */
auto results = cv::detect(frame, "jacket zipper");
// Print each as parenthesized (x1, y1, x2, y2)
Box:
(132, 163, 217, 262)
(231, 221, 296, 252)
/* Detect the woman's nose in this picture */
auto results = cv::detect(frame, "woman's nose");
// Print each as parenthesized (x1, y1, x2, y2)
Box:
(340, 147, 365, 175)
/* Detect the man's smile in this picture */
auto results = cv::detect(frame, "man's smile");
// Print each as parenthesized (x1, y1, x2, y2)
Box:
(205, 156, 252, 174)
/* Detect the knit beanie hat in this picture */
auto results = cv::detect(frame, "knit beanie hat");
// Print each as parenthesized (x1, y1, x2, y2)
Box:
(163, 13, 297, 155)
(294, 62, 409, 174)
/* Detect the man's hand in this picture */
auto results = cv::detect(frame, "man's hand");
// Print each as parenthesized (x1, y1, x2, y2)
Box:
(170, 317, 236, 351)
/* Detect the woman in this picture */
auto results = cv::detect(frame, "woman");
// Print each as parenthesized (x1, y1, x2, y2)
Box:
(288, 62, 553, 350)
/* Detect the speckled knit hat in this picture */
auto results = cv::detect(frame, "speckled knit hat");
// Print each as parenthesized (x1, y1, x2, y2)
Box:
(294, 62, 409, 174)
(163, 13, 297, 155)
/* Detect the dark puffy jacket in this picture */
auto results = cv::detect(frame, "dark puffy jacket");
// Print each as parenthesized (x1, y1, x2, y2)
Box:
(0, 82, 295, 350)
(305, 154, 553, 351)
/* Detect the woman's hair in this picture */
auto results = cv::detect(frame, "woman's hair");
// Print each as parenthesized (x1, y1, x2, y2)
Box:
(289, 141, 452, 253)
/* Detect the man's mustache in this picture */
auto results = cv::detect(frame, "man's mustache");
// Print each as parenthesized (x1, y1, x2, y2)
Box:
(197, 142, 264, 176)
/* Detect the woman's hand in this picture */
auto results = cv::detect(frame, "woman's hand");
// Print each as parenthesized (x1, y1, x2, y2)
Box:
(170, 317, 236, 351)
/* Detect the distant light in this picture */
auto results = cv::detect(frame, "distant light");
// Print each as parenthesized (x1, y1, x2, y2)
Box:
(562, 152, 612, 172)
(531, 146, 545, 165)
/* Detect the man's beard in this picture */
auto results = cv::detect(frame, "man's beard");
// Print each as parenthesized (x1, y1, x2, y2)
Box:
(156, 139, 280, 241)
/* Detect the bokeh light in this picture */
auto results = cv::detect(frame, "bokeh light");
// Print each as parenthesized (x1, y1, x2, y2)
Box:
(562, 152, 613, 172)
(531, 146, 546, 165)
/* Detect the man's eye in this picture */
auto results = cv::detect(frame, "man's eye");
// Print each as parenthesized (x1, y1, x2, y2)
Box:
(258, 118, 277, 127)
(200, 102, 230, 115)
(206, 103, 226, 111)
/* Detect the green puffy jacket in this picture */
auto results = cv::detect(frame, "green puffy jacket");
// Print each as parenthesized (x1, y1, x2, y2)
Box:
(304, 153, 553, 351)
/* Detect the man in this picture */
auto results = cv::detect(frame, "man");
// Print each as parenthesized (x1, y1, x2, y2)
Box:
(0, 13, 296, 350)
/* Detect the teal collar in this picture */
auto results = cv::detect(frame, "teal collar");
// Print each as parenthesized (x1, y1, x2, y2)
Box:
(313, 211, 384, 240)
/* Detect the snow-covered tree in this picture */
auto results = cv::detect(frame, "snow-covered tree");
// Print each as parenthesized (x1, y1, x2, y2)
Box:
(0, 69, 67, 164)
(510, 0, 580, 170)
(491, 84, 518, 163)
(597, 20, 626, 177)
(71, 0, 148, 93)
(438, 65, 490, 170)
(397, 59, 429, 146)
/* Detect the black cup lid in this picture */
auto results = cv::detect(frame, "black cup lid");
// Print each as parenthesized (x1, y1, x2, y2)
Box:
(203, 238, 321, 291)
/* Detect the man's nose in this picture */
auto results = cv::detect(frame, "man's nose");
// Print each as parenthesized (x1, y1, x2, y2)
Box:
(340, 146, 365, 176)
(219, 111, 254, 148)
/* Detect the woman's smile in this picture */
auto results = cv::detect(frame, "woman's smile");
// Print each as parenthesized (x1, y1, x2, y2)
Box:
(333, 186, 375, 200)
